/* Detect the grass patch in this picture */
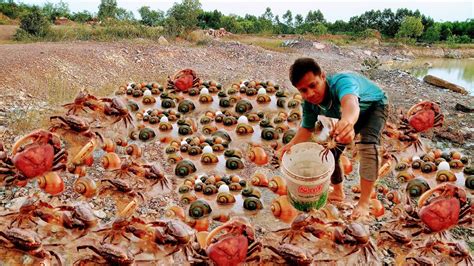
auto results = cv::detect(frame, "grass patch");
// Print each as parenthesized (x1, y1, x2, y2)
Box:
(8, 107, 51, 135)
(15, 22, 165, 42)
(223, 34, 293, 52)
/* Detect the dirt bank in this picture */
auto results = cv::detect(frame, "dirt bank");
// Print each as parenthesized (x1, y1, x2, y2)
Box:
(0, 38, 472, 153)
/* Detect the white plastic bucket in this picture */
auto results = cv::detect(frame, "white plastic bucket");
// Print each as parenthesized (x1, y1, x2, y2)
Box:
(281, 142, 335, 211)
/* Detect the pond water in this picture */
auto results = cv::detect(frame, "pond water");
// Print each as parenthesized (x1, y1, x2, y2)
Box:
(387, 58, 474, 95)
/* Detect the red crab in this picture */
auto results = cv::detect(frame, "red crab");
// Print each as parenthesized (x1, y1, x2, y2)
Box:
(167, 69, 201, 92)
(9, 130, 67, 180)
(62, 89, 99, 115)
(203, 217, 262, 266)
(415, 183, 470, 234)
(384, 101, 444, 151)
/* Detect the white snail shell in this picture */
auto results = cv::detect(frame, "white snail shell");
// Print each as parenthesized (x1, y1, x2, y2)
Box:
(438, 161, 450, 171)
(412, 156, 420, 161)
(215, 111, 223, 115)
(202, 145, 213, 154)
(218, 184, 230, 193)
(160, 116, 169, 123)
(143, 90, 152, 96)
(200, 88, 209, 94)
(258, 88, 267, 95)
(237, 116, 248, 124)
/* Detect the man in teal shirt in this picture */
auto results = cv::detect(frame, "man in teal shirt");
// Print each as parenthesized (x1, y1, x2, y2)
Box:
(279, 58, 388, 219)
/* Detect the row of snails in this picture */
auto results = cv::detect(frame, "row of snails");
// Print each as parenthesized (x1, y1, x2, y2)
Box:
(394, 149, 471, 189)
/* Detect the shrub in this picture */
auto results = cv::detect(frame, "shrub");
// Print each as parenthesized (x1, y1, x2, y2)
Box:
(310, 23, 327, 35)
(18, 7, 50, 37)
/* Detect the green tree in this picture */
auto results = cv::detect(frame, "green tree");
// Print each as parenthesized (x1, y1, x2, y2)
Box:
(396, 16, 424, 38)
(220, 14, 243, 33)
(98, 0, 117, 20)
(258, 7, 273, 33)
(439, 22, 453, 40)
(282, 10, 293, 28)
(197, 9, 222, 29)
(294, 14, 304, 33)
(138, 6, 164, 26)
(115, 7, 134, 21)
(305, 10, 325, 24)
(421, 24, 441, 43)
(165, 0, 202, 36)
(71, 10, 92, 23)
(17, 6, 50, 37)
(42, 0, 70, 21)
(310, 22, 327, 35)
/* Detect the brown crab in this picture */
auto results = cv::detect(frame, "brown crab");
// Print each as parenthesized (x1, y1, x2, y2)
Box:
(0, 228, 62, 265)
(62, 89, 99, 115)
(88, 97, 134, 128)
(49, 115, 103, 140)
(94, 216, 146, 244)
(265, 243, 316, 265)
(274, 213, 329, 244)
(0, 196, 54, 228)
(127, 218, 196, 257)
(75, 243, 156, 265)
(99, 178, 146, 202)
(142, 163, 170, 189)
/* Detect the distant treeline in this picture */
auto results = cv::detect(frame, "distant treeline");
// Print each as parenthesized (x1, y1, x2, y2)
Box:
(1, 0, 472, 43)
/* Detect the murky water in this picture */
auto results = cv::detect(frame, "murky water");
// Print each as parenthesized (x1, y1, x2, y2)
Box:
(386, 58, 474, 95)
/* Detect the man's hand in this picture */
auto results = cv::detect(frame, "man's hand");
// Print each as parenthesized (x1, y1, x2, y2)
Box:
(277, 142, 294, 161)
(332, 119, 355, 144)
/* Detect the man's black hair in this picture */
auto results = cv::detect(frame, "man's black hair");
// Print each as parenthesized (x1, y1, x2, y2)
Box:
(289, 58, 322, 86)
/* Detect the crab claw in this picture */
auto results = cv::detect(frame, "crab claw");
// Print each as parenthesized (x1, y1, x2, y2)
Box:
(407, 101, 444, 132)
(12, 130, 59, 155)
(418, 183, 467, 208)
(70, 138, 98, 166)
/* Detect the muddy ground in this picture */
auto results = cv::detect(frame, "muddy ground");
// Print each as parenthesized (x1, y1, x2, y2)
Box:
(0, 35, 472, 265)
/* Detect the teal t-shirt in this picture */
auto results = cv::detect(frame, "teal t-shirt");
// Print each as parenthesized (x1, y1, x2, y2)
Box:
(301, 72, 388, 129)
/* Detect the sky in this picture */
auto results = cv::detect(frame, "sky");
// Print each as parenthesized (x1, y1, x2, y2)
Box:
(17, 0, 473, 22)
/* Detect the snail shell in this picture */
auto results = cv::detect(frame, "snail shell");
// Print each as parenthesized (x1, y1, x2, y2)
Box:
(225, 157, 244, 170)
(287, 110, 301, 122)
(223, 116, 237, 127)
(199, 94, 213, 103)
(421, 161, 437, 173)
(256, 94, 271, 104)
(114, 136, 128, 147)
(275, 124, 289, 134)
(188, 146, 203, 156)
(229, 182, 242, 191)
(271, 195, 297, 223)
(465, 175, 474, 189)
(178, 100, 195, 114)
(187, 218, 210, 232)
(212, 130, 232, 143)
(259, 119, 272, 128)
(212, 144, 225, 152)
(139, 128, 156, 141)
(178, 125, 193, 136)
(235, 123, 254, 135)
(201, 153, 219, 164)
(219, 98, 231, 108)
(224, 149, 243, 159)
(449, 159, 464, 169)
(38, 172, 64, 195)
(395, 162, 410, 171)
(179, 185, 193, 194)
(203, 184, 218, 195)
(142, 95, 156, 105)
(102, 138, 116, 153)
(411, 159, 424, 169)
(175, 160, 197, 177)
(406, 178, 430, 198)
(241, 186, 261, 198)
(251, 173, 269, 187)
(243, 197, 263, 211)
(200, 116, 212, 125)
(161, 98, 176, 108)
(101, 152, 121, 170)
(189, 87, 200, 96)
(126, 144, 142, 158)
(287, 99, 301, 109)
(158, 122, 173, 131)
(386, 190, 401, 204)
(180, 193, 197, 205)
(370, 199, 384, 218)
(165, 206, 186, 221)
(202, 125, 218, 135)
(375, 184, 388, 195)
(282, 129, 296, 144)
(189, 199, 212, 219)
(276, 98, 286, 108)
(248, 146, 268, 165)
(235, 99, 253, 114)
(216, 192, 236, 205)
(396, 170, 415, 183)
(261, 128, 279, 140)
(268, 175, 287, 195)
(74, 176, 97, 198)
(435, 170, 456, 182)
